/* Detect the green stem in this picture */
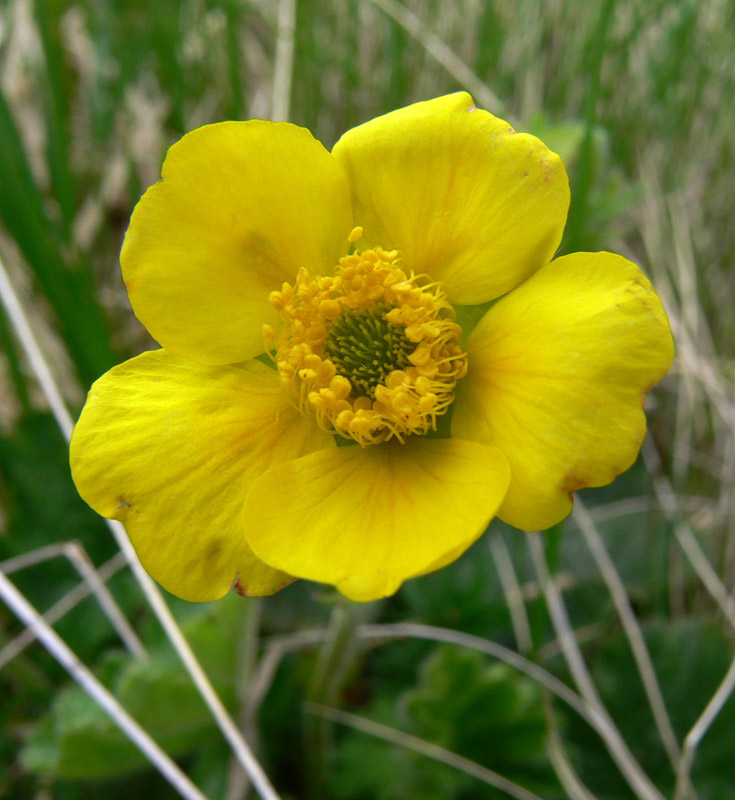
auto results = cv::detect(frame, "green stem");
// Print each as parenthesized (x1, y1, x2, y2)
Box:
(305, 597, 361, 799)
(529, 524, 564, 648)
(226, 598, 263, 800)
(239, 598, 263, 693)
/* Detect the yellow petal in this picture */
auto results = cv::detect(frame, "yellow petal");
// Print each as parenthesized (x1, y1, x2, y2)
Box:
(332, 93, 569, 304)
(243, 438, 510, 601)
(122, 121, 353, 365)
(70, 351, 334, 601)
(453, 252, 674, 531)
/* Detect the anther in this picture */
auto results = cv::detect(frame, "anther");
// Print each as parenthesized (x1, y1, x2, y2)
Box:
(348, 226, 364, 243)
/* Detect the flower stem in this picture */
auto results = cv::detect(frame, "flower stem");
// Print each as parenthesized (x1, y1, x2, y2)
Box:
(304, 596, 363, 799)
(225, 598, 264, 800)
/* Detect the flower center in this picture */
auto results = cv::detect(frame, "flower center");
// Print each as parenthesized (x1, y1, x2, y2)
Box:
(265, 228, 468, 446)
(323, 302, 412, 398)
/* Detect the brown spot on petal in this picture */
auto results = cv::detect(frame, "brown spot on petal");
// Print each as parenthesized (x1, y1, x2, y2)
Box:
(113, 497, 132, 521)
(205, 539, 223, 561)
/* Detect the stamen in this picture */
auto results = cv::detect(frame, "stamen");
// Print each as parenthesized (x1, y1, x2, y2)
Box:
(267, 243, 467, 446)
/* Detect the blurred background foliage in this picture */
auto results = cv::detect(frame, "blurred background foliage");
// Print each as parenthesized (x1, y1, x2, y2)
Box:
(1, 0, 734, 798)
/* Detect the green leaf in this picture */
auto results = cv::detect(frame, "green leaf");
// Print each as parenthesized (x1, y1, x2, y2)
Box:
(22, 687, 155, 779)
(564, 620, 735, 799)
(405, 648, 552, 779)
(334, 646, 561, 799)
(19, 594, 245, 781)
(20, 658, 221, 780)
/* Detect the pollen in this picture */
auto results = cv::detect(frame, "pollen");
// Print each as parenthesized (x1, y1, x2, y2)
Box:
(267, 240, 468, 446)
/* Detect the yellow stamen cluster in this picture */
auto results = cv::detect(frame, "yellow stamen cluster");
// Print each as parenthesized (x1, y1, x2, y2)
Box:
(265, 235, 467, 446)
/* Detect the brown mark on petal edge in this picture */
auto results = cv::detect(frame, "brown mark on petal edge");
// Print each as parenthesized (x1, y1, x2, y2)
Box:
(561, 468, 591, 498)
(640, 383, 657, 409)
(233, 575, 298, 597)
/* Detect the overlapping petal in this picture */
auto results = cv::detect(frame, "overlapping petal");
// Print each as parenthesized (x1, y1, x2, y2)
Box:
(121, 121, 353, 365)
(243, 438, 510, 601)
(332, 92, 569, 304)
(70, 351, 334, 601)
(452, 252, 674, 532)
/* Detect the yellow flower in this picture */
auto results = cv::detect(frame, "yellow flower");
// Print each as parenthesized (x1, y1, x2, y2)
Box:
(70, 93, 673, 603)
